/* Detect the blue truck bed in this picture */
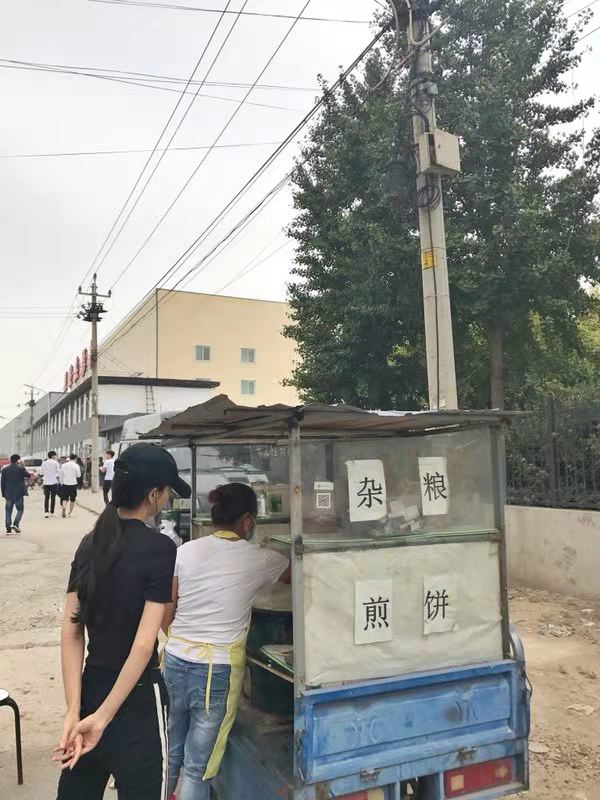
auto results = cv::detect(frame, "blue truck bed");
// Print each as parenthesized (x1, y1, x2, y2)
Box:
(214, 656, 529, 800)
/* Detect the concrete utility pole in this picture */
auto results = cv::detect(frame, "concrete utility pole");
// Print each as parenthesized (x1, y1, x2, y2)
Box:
(78, 274, 111, 493)
(407, 1, 458, 410)
(23, 385, 37, 458)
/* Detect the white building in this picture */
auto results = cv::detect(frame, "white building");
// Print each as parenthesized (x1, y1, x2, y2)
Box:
(0, 376, 218, 460)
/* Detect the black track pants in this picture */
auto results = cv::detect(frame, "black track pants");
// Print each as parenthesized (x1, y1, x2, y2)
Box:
(57, 667, 169, 800)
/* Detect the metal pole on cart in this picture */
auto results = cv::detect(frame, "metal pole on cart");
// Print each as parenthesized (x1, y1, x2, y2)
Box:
(288, 420, 306, 698)
(190, 442, 197, 539)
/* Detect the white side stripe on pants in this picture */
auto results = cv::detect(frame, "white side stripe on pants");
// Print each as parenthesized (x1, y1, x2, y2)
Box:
(153, 683, 168, 800)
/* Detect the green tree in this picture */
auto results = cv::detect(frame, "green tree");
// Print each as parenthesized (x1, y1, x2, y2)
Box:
(286, 0, 600, 410)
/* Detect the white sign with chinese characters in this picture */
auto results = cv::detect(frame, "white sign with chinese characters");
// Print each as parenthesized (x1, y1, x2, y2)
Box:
(423, 574, 458, 635)
(355, 579, 394, 645)
(418, 456, 449, 516)
(346, 459, 387, 522)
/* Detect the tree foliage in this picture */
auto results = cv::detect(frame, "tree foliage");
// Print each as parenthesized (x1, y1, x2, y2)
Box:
(285, 0, 600, 409)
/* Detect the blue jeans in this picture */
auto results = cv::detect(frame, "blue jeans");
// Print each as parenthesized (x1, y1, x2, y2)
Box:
(5, 497, 24, 531)
(163, 651, 231, 800)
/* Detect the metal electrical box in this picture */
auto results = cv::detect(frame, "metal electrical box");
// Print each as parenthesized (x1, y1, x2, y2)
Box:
(418, 129, 461, 176)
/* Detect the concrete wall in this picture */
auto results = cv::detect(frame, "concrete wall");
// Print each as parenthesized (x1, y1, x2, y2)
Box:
(99, 292, 158, 379)
(506, 505, 600, 600)
(99, 289, 301, 406)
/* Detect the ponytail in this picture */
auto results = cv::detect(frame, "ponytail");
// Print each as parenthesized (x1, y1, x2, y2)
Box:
(71, 466, 165, 626)
(73, 504, 123, 626)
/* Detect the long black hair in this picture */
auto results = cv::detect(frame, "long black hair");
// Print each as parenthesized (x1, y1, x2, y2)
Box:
(72, 465, 165, 626)
(208, 482, 258, 526)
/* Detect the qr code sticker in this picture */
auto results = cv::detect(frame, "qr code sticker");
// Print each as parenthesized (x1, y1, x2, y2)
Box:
(316, 492, 332, 510)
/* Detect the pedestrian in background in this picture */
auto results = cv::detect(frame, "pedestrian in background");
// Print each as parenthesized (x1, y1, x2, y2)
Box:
(76, 457, 85, 491)
(100, 450, 115, 505)
(41, 450, 61, 518)
(60, 454, 81, 518)
(1, 454, 28, 535)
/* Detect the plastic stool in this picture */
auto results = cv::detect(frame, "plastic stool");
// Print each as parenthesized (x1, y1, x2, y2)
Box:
(0, 689, 24, 785)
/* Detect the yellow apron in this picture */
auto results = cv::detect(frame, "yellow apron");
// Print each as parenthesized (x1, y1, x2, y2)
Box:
(164, 529, 248, 781)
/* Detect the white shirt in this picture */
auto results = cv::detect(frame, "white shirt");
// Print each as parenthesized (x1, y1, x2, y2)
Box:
(40, 459, 61, 486)
(60, 461, 81, 486)
(103, 458, 115, 480)
(166, 536, 289, 665)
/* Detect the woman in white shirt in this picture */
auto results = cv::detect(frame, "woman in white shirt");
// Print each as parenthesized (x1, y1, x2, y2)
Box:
(161, 483, 289, 800)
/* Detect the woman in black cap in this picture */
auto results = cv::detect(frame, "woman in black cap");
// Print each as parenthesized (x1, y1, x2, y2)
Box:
(53, 443, 191, 800)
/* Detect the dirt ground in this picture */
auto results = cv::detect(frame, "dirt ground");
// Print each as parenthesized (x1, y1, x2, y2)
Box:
(0, 489, 599, 799)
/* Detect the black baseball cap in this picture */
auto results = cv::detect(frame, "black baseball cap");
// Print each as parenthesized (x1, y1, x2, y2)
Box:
(115, 443, 191, 498)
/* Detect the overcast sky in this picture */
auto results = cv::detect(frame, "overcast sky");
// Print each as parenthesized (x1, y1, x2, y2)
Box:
(0, 0, 597, 417)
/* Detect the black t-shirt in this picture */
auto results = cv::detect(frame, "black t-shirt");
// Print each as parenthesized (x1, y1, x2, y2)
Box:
(68, 520, 176, 673)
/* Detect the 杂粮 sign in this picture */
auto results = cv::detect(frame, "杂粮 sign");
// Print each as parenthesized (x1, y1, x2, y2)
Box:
(347, 459, 387, 522)
(419, 456, 449, 516)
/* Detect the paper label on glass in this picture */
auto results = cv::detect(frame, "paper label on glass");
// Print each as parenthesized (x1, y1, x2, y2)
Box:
(347, 459, 387, 522)
(419, 456, 449, 515)
(314, 481, 334, 491)
(424, 574, 458, 635)
(355, 579, 393, 645)
(316, 492, 332, 510)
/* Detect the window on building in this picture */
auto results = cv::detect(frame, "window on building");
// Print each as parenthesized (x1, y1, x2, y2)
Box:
(195, 345, 211, 362)
(241, 380, 256, 396)
(241, 348, 256, 364)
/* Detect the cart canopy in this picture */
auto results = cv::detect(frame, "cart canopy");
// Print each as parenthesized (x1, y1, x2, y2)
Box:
(143, 394, 523, 443)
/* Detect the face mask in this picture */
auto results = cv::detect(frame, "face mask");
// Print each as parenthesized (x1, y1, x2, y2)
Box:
(245, 516, 257, 541)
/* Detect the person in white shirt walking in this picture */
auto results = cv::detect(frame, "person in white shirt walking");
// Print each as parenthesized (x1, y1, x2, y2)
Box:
(59, 454, 81, 518)
(40, 450, 61, 518)
(100, 450, 115, 504)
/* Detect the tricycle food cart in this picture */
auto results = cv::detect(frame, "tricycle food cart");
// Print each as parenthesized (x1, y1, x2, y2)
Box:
(147, 395, 530, 800)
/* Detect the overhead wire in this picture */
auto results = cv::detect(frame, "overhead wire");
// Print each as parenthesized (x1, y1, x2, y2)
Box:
(82, 0, 241, 283)
(0, 141, 284, 159)
(88, 0, 370, 24)
(578, 21, 600, 38)
(0, 57, 319, 92)
(105, 0, 313, 291)
(0, 61, 304, 113)
(30, 2, 235, 386)
(98, 24, 420, 356)
(566, 0, 600, 18)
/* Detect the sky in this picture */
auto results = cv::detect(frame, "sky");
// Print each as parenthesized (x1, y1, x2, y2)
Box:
(0, 0, 598, 418)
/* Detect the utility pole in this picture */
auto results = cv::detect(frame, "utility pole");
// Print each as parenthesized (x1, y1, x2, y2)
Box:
(407, 0, 458, 410)
(78, 274, 111, 493)
(23, 385, 37, 458)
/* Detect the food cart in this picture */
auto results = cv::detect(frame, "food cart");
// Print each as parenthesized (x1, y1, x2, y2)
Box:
(147, 395, 530, 800)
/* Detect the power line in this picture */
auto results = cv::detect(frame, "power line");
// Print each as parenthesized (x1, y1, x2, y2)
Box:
(578, 21, 600, 38)
(110, 24, 391, 296)
(0, 57, 319, 92)
(88, 0, 370, 24)
(81, 1, 241, 284)
(0, 61, 304, 113)
(0, 141, 283, 159)
(31, 2, 236, 386)
(566, 0, 600, 18)
(97, 26, 402, 354)
(106, 0, 313, 291)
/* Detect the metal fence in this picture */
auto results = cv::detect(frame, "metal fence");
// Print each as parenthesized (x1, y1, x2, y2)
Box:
(506, 397, 600, 510)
